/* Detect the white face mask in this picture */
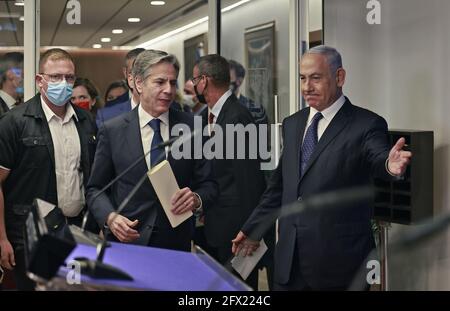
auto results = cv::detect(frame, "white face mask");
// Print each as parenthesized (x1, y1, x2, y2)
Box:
(182, 94, 197, 108)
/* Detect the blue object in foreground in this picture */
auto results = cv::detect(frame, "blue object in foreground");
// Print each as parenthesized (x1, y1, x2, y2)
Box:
(59, 242, 250, 291)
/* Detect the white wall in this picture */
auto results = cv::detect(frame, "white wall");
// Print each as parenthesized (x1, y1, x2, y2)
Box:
(309, 0, 323, 31)
(325, 0, 450, 290)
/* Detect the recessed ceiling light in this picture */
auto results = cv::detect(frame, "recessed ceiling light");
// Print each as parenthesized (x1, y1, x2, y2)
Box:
(14, 1, 24, 7)
(128, 17, 140, 23)
(19, 16, 24, 22)
(112, 29, 123, 34)
(92, 44, 102, 49)
(150, 1, 166, 5)
(101, 37, 111, 43)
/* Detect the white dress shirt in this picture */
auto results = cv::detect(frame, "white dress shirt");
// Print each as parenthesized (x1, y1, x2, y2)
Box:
(208, 89, 232, 135)
(304, 94, 346, 142)
(138, 104, 170, 170)
(131, 96, 138, 110)
(41, 97, 84, 217)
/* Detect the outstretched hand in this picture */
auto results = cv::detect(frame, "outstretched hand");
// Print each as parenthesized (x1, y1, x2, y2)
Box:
(387, 137, 412, 176)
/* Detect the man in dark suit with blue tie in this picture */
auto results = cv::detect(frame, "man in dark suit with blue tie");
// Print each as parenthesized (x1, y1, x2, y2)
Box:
(232, 45, 412, 290)
(87, 50, 218, 252)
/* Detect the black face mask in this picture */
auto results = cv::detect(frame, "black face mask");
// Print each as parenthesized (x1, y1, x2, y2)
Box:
(105, 91, 129, 107)
(194, 79, 208, 104)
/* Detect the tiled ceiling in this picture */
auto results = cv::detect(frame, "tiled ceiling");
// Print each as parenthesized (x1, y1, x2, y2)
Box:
(0, 0, 202, 48)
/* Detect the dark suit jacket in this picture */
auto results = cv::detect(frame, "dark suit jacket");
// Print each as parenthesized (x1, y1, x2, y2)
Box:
(95, 99, 132, 128)
(0, 94, 97, 243)
(86, 107, 218, 251)
(203, 94, 266, 248)
(242, 98, 393, 289)
(0, 96, 10, 117)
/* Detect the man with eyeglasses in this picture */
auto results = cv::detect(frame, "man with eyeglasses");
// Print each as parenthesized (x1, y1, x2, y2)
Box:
(0, 52, 24, 117)
(192, 54, 267, 290)
(0, 48, 97, 290)
(87, 50, 217, 252)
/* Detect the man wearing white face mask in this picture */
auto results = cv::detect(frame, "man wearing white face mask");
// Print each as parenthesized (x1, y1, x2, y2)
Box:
(183, 79, 206, 116)
(0, 48, 97, 290)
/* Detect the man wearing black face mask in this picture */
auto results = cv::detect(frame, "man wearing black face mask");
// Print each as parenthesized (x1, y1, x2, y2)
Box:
(228, 60, 268, 125)
(192, 55, 266, 290)
(0, 52, 24, 117)
(0, 48, 97, 290)
(96, 48, 145, 127)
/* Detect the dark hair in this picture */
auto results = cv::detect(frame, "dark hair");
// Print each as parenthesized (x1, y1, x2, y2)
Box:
(124, 48, 146, 66)
(74, 77, 100, 102)
(39, 48, 74, 73)
(228, 59, 246, 79)
(195, 54, 230, 88)
(73, 77, 103, 113)
(104, 80, 129, 102)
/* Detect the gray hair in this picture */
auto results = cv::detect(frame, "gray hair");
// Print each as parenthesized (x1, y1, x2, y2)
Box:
(306, 45, 343, 76)
(195, 54, 230, 88)
(132, 49, 180, 81)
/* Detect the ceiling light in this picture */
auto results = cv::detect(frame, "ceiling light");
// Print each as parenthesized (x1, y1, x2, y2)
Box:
(137, 0, 252, 48)
(92, 44, 102, 49)
(150, 1, 166, 5)
(19, 16, 24, 21)
(112, 29, 123, 34)
(14, 1, 25, 7)
(221, 0, 251, 13)
(101, 37, 111, 43)
(112, 46, 135, 50)
(128, 18, 141, 23)
(138, 17, 208, 48)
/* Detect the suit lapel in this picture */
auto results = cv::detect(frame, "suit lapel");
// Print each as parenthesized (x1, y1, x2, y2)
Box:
(0, 97, 9, 113)
(123, 109, 149, 175)
(215, 95, 234, 126)
(299, 100, 353, 183)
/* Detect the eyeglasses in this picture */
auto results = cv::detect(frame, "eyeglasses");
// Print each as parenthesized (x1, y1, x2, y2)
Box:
(190, 75, 204, 85)
(40, 73, 76, 84)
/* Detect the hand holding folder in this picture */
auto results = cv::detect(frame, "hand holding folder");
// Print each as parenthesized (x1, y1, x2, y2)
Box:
(147, 160, 193, 228)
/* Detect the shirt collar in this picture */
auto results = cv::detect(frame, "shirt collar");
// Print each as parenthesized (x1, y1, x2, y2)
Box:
(0, 90, 16, 110)
(209, 89, 232, 118)
(131, 97, 138, 110)
(40, 95, 78, 123)
(138, 104, 169, 129)
(309, 94, 345, 123)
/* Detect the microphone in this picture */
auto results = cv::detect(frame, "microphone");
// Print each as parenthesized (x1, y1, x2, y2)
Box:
(74, 129, 196, 280)
(67, 136, 180, 247)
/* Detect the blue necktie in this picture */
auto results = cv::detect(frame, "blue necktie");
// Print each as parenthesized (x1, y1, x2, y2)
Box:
(149, 118, 165, 168)
(300, 112, 323, 177)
